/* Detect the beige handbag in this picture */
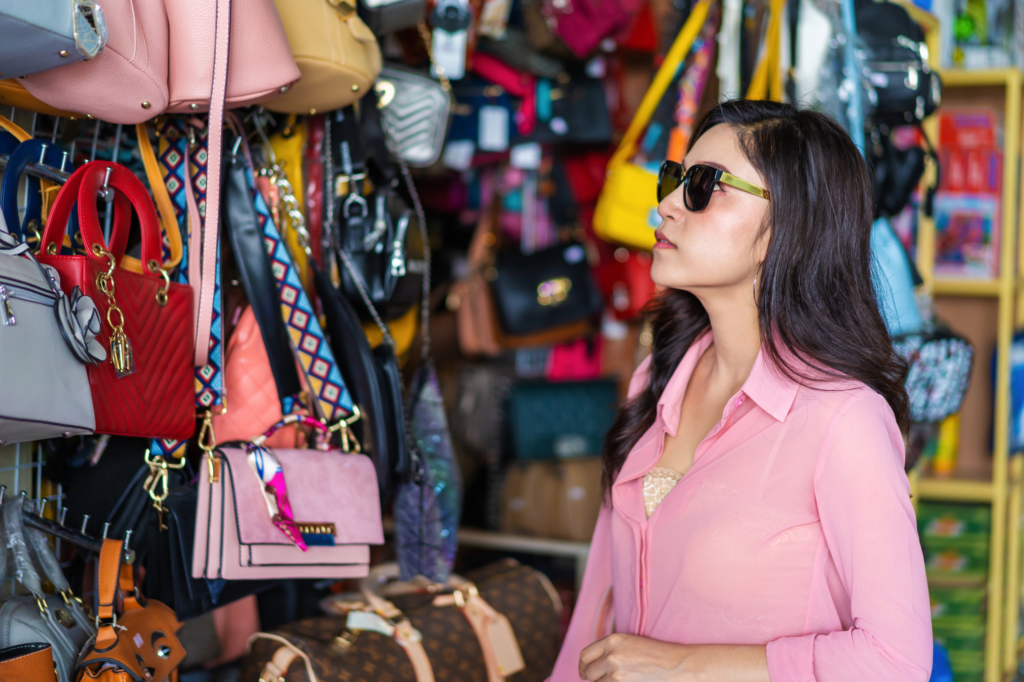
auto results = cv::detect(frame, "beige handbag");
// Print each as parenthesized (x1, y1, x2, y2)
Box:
(266, 0, 382, 115)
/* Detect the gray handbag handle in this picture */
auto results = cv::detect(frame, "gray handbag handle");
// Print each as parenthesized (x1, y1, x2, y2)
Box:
(1, 498, 81, 672)
(23, 501, 96, 634)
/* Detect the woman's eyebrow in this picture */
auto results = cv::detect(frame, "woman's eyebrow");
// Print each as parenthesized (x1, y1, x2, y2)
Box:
(680, 160, 732, 174)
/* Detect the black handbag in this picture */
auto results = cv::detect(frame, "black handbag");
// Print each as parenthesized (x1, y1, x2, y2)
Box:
(63, 436, 274, 620)
(330, 105, 425, 322)
(857, 0, 942, 127)
(490, 242, 604, 337)
(314, 263, 410, 506)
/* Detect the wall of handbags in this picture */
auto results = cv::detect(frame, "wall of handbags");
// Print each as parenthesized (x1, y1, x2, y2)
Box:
(0, 0, 676, 678)
(0, 0, 966, 679)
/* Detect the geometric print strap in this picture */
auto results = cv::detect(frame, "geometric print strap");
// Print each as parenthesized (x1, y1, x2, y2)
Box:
(245, 163, 355, 423)
(148, 120, 224, 457)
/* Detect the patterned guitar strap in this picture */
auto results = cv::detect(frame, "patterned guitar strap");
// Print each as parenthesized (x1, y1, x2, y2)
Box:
(243, 154, 359, 441)
(147, 119, 225, 460)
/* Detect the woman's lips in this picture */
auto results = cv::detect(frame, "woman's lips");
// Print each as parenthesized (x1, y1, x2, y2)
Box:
(654, 229, 676, 249)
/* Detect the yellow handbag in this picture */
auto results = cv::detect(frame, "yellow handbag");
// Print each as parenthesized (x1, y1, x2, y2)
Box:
(266, 0, 382, 115)
(364, 302, 419, 361)
(593, 0, 782, 250)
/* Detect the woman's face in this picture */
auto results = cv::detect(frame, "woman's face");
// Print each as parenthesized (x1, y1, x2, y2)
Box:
(650, 124, 771, 296)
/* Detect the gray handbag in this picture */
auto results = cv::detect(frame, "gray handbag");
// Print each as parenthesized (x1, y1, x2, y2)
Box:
(0, 497, 95, 682)
(0, 212, 104, 445)
(375, 64, 451, 168)
(357, 0, 427, 36)
(0, 0, 108, 78)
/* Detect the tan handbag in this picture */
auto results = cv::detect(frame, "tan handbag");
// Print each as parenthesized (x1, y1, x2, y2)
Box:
(265, 0, 382, 115)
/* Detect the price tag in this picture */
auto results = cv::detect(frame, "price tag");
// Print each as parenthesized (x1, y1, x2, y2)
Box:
(479, 106, 510, 152)
(346, 610, 395, 637)
(432, 28, 468, 80)
(510, 143, 542, 170)
(442, 140, 476, 170)
(431, 0, 472, 80)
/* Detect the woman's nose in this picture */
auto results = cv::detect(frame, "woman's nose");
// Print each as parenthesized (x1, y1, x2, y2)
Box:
(657, 187, 685, 223)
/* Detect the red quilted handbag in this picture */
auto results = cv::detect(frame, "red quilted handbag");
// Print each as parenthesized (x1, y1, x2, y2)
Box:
(38, 162, 195, 439)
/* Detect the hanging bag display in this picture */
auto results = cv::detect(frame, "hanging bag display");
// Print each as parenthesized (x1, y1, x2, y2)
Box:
(0, 207, 102, 444)
(193, 415, 384, 581)
(38, 162, 195, 440)
(76, 538, 187, 682)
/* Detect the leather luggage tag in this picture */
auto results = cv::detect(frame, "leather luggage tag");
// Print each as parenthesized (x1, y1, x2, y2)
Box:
(485, 608, 525, 676)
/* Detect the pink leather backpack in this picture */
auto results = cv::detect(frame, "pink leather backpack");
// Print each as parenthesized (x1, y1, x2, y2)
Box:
(22, 0, 300, 124)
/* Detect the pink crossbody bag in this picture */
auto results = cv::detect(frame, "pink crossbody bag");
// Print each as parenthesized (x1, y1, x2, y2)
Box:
(192, 415, 383, 580)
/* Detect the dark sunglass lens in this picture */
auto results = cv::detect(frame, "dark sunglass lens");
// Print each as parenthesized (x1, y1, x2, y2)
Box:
(657, 162, 681, 202)
(685, 165, 717, 211)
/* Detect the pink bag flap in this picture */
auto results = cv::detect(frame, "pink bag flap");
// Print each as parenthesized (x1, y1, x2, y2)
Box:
(220, 447, 384, 547)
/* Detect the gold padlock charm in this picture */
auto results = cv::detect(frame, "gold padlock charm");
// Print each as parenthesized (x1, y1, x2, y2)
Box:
(109, 328, 136, 378)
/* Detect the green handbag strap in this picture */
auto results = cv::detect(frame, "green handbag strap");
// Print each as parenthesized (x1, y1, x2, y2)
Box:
(608, 0, 715, 169)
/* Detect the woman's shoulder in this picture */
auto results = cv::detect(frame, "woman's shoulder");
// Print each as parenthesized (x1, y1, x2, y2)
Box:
(794, 376, 899, 434)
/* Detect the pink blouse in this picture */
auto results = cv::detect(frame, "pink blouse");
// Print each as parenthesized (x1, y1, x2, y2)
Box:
(550, 331, 933, 681)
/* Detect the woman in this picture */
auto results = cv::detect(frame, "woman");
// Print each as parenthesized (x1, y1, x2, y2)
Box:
(552, 100, 932, 681)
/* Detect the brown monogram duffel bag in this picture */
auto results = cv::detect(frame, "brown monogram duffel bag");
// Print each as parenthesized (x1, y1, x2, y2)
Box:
(241, 559, 563, 682)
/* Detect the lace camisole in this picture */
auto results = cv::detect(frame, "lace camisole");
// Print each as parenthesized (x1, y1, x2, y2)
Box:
(642, 467, 683, 518)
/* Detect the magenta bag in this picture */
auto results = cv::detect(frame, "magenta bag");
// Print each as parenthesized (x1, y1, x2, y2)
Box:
(541, 0, 646, 58)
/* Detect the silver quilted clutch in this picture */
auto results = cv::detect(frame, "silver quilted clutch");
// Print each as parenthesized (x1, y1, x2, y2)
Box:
(375, 65, 451, 168)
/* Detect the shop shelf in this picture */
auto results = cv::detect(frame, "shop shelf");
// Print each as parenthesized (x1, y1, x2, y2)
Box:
(917, 476, 996, 503)
(938, 68, 1022, 87)
(933, 279, 1003, 297)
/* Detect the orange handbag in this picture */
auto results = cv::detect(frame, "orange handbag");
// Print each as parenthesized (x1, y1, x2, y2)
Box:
(77, 539, 186, 682)
(212, 306, 298, 447)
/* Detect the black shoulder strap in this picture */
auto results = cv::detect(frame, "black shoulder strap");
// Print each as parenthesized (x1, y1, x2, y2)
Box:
(224, 141, 303, 402)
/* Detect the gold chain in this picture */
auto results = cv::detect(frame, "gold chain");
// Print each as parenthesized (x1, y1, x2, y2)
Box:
(93, 244, 135, 377)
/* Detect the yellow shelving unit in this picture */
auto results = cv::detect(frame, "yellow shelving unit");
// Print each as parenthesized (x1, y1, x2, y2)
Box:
(914, 67, 1022, 682)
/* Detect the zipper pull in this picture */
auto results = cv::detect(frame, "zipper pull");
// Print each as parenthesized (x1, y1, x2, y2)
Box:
(0, 286, 14, 326)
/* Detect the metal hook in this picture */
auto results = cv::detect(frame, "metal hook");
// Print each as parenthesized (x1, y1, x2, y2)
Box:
(80, 514, 89, 534)
(98, 167, 114, 202)
(39, 499, 47, 517)
(0, 485, 6, 505)
(90, 120, 100, 163)
(38, 143, 48, 165)
(251, 110, 277, 165)
(124, 529, 132, 552)
(59, 508, 67, 526)
(102, 522, 109, 539)
(60, 151, 69, 173)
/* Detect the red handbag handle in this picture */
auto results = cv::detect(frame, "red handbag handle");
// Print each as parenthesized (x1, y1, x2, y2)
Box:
(41, 162, 163, 275)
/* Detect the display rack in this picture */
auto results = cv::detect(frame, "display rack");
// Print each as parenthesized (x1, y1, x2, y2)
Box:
(913, 65, 1023, 682)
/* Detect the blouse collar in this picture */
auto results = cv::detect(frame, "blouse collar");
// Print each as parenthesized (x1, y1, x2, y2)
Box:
(656, 330, 801, 436)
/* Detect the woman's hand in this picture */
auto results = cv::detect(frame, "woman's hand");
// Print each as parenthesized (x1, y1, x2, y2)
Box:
(578, 634, 770, 682)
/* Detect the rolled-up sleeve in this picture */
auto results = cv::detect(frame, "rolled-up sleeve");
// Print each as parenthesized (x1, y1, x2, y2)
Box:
(766, 393, 932, 682)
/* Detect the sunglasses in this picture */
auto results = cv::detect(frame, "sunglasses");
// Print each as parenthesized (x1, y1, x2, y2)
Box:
(657, 160, 770, 211)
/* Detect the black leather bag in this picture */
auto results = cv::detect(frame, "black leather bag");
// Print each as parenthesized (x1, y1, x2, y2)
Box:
(224, 138, 303, 401)
(490, 242, 604, 337)
(857, 0, 942, 126)
(314, 263, 410, 507)
(330, 105, 425, 322)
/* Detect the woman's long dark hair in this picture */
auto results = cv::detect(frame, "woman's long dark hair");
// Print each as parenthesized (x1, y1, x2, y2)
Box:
(602, 100, 910, 497)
